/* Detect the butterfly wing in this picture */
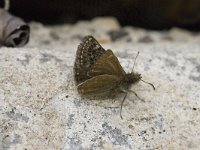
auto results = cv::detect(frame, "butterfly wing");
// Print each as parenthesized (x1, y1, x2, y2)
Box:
(77, 74, 120, 96)
(74, 35, 106, 84)
(88, 50, 126, 78)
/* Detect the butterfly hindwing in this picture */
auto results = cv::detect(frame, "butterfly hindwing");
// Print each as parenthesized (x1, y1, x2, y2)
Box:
(77, 74, 120, 96)
(74, 36, 106, 84)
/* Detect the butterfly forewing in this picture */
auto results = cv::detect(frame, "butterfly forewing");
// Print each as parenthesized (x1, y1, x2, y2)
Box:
(77, 74, 120, 96)
(74, 36, 106, 84)
(88, 50, 126, 78)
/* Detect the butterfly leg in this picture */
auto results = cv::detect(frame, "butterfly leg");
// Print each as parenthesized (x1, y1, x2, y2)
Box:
(120, 92, 128, 119)
(128, 90, 145, 102)
(119, 89, 145, 119)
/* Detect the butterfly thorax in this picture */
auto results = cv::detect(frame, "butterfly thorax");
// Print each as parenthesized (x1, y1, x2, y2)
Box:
(124, 72, 141, 84)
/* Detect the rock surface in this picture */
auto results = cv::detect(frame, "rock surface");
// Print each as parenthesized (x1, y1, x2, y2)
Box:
(0, 17, 200, 149)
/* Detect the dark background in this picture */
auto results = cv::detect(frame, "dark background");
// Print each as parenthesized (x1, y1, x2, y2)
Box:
(1, 0, 200, 30)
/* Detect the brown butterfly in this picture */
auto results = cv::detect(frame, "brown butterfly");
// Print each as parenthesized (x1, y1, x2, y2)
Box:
(74, 35, 155, 118)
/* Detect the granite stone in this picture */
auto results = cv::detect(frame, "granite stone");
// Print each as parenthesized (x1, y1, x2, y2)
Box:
(0, 17, 200, 150)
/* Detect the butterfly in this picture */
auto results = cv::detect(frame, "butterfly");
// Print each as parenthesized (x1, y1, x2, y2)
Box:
(74, 35, 155, 118)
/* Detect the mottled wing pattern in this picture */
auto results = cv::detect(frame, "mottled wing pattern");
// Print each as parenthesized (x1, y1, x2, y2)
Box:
(77, 74, 120, 96)
(74, 35, 106, 84)
(88, 50, 126, 78)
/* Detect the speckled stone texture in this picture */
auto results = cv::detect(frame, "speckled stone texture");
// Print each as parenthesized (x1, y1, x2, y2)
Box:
(0, 17, 200, 150)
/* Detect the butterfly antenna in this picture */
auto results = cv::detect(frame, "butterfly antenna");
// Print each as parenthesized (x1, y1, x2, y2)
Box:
(141, 79, 155, 90)
(132, 51, 140, 72)
(120, 93, 128, 119)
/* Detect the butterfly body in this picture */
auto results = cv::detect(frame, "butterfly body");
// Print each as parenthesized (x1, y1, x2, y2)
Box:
(74, 36, 142, 97)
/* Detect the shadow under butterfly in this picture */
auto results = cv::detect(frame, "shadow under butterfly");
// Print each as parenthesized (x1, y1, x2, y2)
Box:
(74, 35, 155, 119)
(0, 8, 30, 47)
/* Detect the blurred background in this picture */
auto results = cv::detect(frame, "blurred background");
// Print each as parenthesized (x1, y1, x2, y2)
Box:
(0, 0, 200, 30)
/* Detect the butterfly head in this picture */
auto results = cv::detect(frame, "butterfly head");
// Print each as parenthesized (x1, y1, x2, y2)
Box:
(125, 72, 142, 84)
